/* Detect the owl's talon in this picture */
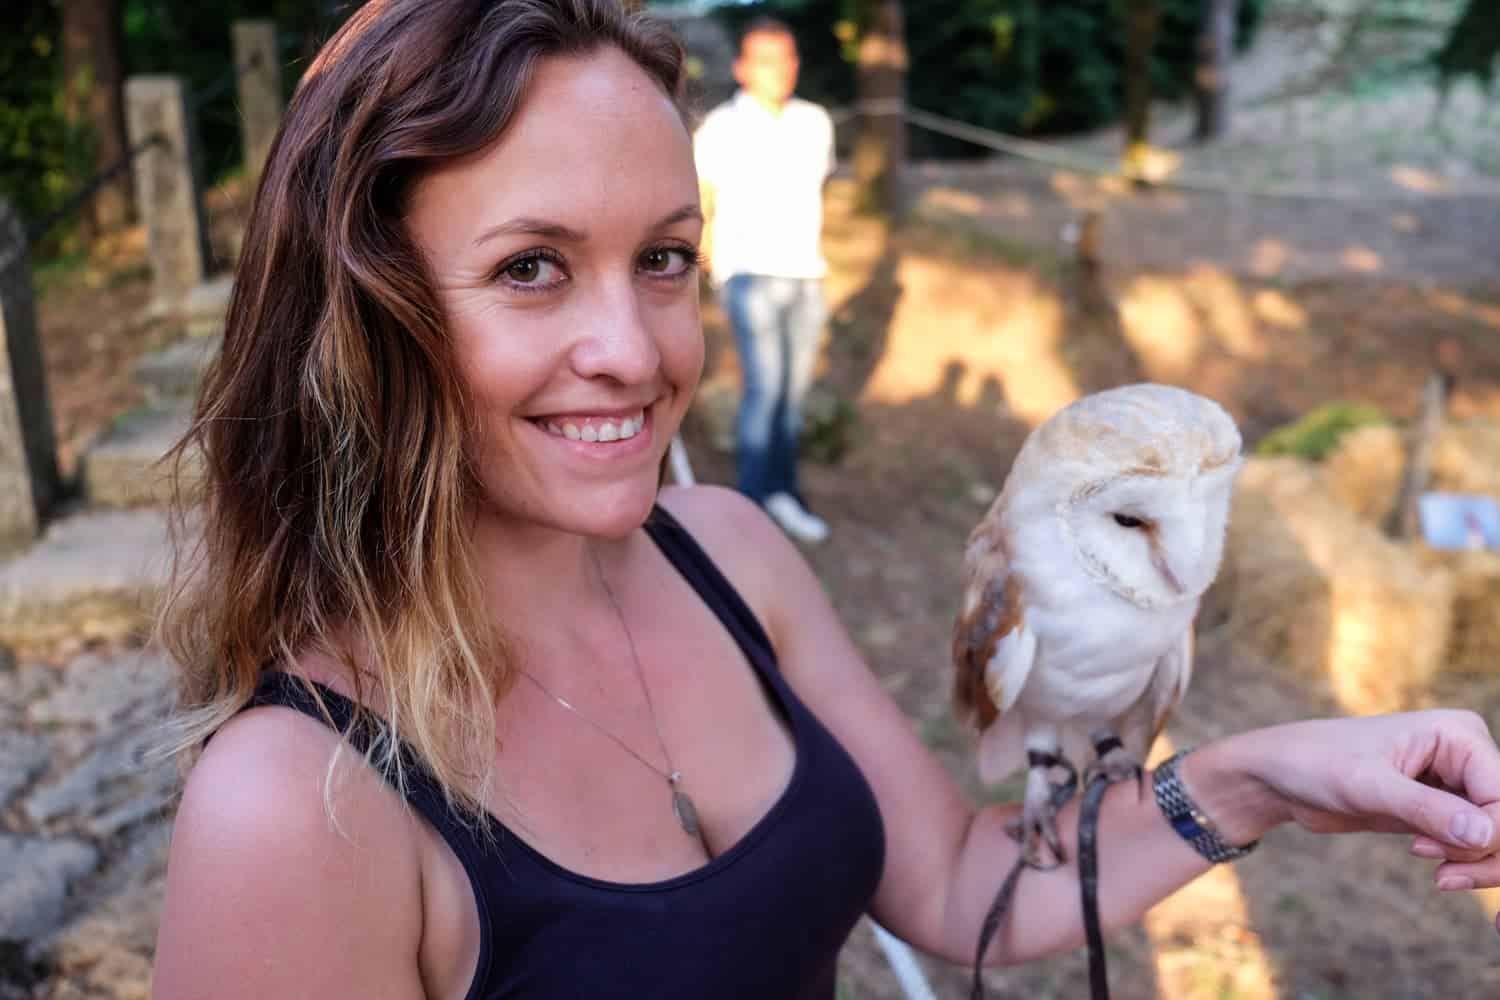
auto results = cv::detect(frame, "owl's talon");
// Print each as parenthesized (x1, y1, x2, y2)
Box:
(1013, 750, 1079, 870)
(1005, 810, 1067, 870)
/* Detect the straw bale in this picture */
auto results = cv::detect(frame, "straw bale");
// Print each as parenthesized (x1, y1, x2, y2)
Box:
(1207, 457, 1453, 713)
(1417, 547, 1500, 677)
(1432, 419, 1500, 499)
(1320, 423, 1404, 525)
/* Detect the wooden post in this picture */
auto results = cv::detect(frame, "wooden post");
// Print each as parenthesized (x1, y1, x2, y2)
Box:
(232, 20, 284, 184)
(0, 199, 61, 553)
(1193, 0, 1237, 142)
(1121, 0, 1163, 179)
(125, 75, 211, 309)
(853, 0, 908, 220)
(1388, 371, 1449, 540)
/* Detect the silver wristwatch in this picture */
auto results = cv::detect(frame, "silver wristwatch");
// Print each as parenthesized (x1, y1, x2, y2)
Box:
(1152, 749, 1258, 864)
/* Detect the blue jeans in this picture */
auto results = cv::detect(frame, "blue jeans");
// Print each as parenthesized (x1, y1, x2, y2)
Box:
(721, 274, 827, 504)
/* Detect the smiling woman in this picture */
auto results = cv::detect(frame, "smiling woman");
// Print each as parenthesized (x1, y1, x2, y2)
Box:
(404, 45, 705, 540)
(147, 2, 1500, 999)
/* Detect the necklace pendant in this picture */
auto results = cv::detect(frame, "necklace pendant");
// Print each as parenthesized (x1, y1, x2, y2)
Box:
(671, 785, 702, 839)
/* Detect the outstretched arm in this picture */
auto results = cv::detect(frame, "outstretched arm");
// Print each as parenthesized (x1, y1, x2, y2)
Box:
(662, 486, 1500, 967)
(940, 709, 1500, 965)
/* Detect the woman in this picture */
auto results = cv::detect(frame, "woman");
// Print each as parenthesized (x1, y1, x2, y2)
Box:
(151, 2, 1500, 997)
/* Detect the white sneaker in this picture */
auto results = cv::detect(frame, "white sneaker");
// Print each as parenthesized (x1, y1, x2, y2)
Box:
(764, 492, 830, 544)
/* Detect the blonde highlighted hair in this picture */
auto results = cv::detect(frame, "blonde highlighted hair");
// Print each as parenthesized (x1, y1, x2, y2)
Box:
(158, 0, 686, 816)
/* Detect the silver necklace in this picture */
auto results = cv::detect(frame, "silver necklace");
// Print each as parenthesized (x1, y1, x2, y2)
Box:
(520, 546, 708, 851)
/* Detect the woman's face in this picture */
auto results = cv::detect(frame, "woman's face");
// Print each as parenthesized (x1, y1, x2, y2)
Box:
(406, 47, 703, 539)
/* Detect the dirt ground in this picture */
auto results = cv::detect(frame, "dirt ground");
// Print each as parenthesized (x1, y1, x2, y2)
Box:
(703, 181, 1500, 1000)
(30, 98, 1500, 1000)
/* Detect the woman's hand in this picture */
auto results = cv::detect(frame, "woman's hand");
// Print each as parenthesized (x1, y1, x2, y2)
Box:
(1226, 710, 1500, 899)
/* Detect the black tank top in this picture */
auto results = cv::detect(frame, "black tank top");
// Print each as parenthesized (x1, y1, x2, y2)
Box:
(249, 505, 887, 999)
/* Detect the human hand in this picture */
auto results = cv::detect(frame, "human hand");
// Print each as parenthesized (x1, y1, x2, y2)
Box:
(1235, 710, 1500, 900)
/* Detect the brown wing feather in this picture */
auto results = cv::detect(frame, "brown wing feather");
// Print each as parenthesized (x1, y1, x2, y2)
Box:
(951, 510, 1024, 731)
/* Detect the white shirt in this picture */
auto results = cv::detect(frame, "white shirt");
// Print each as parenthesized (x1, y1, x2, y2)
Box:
(693, 91, 835, 283)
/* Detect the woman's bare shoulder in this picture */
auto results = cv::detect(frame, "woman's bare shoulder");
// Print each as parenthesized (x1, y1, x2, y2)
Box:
(657, 483, 767, 534)
(655, 484, 792, 576)
(176, 699, 401, 828)
(654, 484, 811, 641)
(152, 702, 426, 997)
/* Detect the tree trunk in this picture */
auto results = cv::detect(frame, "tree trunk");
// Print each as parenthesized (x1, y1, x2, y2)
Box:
(62, 0, 131, 235)
(853, 0, 908, 220)
(1192, 0, 1237, 142)
(1121, 0, 1162, 179)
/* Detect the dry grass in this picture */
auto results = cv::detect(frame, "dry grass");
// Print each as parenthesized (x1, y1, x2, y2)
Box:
(1207, 457, 1455, 716)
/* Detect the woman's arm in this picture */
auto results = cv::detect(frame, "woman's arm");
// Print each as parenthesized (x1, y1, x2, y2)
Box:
(930, 711, 1500, 964)
(152, 708, 429, 999)
(662, 486, 1500, 965)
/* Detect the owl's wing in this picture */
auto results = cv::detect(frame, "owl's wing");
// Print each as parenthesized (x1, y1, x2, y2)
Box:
(951, 517, 1037, 734)
(1145, 626, 1194, 749)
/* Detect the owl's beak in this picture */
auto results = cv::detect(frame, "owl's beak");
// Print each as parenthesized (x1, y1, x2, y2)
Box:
(1149, 544, 1186, 596)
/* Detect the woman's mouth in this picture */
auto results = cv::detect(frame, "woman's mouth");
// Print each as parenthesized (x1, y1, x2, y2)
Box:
(532, 409, 647, 443)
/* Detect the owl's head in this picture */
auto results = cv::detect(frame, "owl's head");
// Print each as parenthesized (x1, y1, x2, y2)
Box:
(1008, 383, 1243, 610)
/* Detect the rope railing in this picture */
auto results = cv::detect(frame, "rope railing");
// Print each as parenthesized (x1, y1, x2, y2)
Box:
(22, 132, 164, 248)
(831, 99, 1500, 203)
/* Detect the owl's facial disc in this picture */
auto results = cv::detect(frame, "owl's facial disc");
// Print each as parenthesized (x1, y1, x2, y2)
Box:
(1109, 513, 1186, 596)
(1065, 473, 1230, 610)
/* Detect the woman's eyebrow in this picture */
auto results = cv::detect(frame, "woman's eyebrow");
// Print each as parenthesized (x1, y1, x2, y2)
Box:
(472, 217, 586, 248)
(471, 204, 702, 249)
(652, 203, 704, 230)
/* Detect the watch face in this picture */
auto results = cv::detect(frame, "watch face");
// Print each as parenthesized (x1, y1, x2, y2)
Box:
(1171, 813, 1202, 839)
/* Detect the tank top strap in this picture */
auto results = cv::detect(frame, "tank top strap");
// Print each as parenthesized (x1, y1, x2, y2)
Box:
(247, 672, 472, 834)
(644, 504, 779, 669)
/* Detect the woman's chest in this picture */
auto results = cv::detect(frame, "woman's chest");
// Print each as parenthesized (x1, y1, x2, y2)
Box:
(484, 584, 798, 880)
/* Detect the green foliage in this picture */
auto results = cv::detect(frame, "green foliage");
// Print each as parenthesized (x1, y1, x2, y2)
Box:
(1254, 401, 1391, 461)
(0, 1, 90, 227)
(1431, 0, 1500, 92)
(710, 0, 1266, 156)
(802, 382, 859, 464)
(0, 0, 348, 249)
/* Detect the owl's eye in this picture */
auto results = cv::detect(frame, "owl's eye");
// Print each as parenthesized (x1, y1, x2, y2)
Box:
(1112, 513, 1146, 529)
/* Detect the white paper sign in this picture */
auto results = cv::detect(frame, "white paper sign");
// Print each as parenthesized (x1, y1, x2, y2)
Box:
(1418, 493, 1500, 550)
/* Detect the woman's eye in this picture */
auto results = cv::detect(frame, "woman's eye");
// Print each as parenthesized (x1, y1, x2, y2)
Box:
(1113, 513, 1146, 529)
(638, 246, 695, 277)
(499, 253, 564, 287)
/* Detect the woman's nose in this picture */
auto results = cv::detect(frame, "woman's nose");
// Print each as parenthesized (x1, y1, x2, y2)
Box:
(569, 281, 661, 385)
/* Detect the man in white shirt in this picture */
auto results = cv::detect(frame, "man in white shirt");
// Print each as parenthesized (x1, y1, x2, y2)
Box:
(695, 18, 834, 544)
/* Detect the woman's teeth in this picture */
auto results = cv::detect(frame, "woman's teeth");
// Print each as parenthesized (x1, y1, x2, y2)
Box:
(541, 412, 645, 443)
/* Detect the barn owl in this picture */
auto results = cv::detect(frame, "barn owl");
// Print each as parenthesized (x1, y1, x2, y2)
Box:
(952, 383, 1242, 867)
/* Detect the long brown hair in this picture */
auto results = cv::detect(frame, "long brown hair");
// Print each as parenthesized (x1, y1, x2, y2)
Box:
(158, 0, 686, 816)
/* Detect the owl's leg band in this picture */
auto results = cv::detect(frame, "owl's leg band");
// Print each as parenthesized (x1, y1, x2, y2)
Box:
(1085, 729, 1145, 798)
(1027, 749, 1079, 809)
